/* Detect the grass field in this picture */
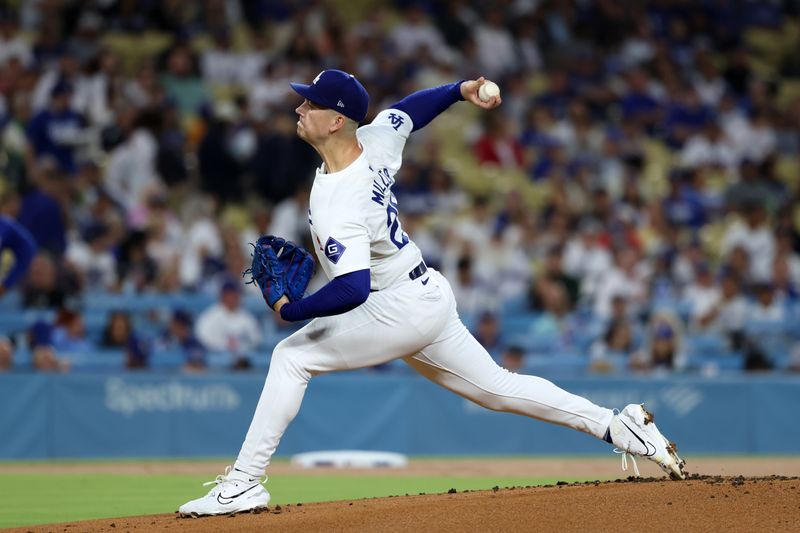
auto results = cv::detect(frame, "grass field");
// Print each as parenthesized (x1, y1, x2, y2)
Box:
(0, 471, 590, 528)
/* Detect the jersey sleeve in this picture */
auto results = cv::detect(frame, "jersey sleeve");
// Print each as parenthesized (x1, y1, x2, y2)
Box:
(315, 213, 371, 278)
(356, 109, 413, 174)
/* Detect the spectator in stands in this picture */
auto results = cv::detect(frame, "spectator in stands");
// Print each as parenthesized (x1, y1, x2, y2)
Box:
(0, 336, 12, 371)
(528, 282, 579, 353)
(477, 227, 531, 302)
(633, 312, 686, 372)
(593, 247, 648, 319)
(663, 86, 714, 149)
(17, 160, 68, 257)
(195, 279, 261, 369)
(104, 109, 163, 214)
(774, 228, 800, 283)
(662, 171, 708, 230)
(52, 309, 94, 353)
(684, 262, 722, 330)
(619, 68, 662, 134)
(474, 10, 517, 78)
(723, 245, 752, 287)
(159, 42, 208, 119)
(268, 185, 311, 246)
(197, 101, 245, 204)
(116, 230, 158, 293)
(538, 244, 579, 308)
(65, 222, 118, 291)
(722, 160, 774, 213)
(590, 319, 640, 373)
(0, 11, 32, 68)
(449, 195, 494, 254)
(67, 11, 103, 68)
(680, 121, 737, 170)
(500, 345, 525, 372)
(473, 311, 503, 361)
(473, 113, 524, 169)
(772, 256, 799, 303)
(448, 252, 496, 317)
(167, 309, 207, 372)
(0, 213, 37, 297)
(125, 332, 151, 370)
(746, 282, 786, 324)
(200, 29, 241, 87)
(390, 4, 448, 63)
(27, 80, 87, 176)
(178, 195, 223, 290)
(696, 270, 748, 350)
(21, 253, 77, 309)
(563, 218, 612, 303)
(721, 203, 775, 282)
(28, 320, 69, 372)
(100, 311, 133, 349)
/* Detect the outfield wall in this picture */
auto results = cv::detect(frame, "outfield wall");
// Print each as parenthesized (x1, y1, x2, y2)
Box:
(1, 374, 798, 459)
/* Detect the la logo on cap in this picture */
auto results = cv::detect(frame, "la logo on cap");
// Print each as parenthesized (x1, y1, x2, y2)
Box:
(337, 100, 345, 108)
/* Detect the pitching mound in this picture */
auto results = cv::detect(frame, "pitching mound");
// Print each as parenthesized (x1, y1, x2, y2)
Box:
(9, 476, 799, 533)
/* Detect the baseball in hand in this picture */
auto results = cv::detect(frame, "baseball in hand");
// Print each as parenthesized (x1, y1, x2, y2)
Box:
(478, 81, 500, 102)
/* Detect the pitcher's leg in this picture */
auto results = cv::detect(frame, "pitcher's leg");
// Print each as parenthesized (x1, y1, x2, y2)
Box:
(405, 316, 614, 439)
(235, 283, 450, 477)
(233, 335, 316, 478)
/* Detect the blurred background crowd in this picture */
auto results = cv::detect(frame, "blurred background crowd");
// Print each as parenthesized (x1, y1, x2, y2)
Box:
(1, 0, 800, 376)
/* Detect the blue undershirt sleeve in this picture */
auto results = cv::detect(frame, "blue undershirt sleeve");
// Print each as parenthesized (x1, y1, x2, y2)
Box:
(391, 81, 465, 132)
(0, 218, 37, 290)
(279, 269, 371, 322)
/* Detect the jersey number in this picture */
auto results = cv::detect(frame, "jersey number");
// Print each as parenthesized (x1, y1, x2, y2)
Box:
(386, 193, 408, 249)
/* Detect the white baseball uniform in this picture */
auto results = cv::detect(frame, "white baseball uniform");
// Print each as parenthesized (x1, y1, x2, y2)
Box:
(233, 109, 615, 477)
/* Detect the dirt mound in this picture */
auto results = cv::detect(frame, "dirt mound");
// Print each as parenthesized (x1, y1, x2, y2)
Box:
(10, 476, 799, 533)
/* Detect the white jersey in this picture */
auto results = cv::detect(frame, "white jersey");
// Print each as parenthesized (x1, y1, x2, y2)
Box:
(308, 109, 423, 291)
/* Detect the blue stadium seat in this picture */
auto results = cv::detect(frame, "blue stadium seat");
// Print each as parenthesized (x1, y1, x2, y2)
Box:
(684, 332, 732, 358)
(0, 290, 22, 310)
(149, 350, 185, 370)
(521, 353, 588, 377)
(686, 353, 744, 373)
(64, 349, 126, 371)
(499, 296, 529, 317)
(500, 313, 539, 337)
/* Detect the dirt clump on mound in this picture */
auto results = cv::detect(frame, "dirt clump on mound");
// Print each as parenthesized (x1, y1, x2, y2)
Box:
(10, 476, 799, 533)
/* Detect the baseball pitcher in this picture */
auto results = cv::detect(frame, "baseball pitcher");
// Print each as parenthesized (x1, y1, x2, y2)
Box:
(179, 70, 686, 517)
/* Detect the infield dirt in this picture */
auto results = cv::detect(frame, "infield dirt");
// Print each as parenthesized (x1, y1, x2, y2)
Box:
(5, 458, 800, 532)
(6, 475, 800, 533)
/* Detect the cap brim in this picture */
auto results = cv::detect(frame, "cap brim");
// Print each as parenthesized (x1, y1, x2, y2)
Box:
(290, 82, 322, 106)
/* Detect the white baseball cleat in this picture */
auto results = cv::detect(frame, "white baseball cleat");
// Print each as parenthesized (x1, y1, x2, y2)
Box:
(609, 403, 687, 480)
(178, 466, 270, 517)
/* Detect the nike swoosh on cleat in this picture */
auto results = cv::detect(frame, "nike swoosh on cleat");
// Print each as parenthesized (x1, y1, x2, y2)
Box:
(620, 419, 657, 457)
(421, 278, 430, 285)
(217, 483, 259, 505)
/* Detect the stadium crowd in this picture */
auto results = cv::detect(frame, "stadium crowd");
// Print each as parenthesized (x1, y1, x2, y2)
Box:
(1, 0, 800, 375)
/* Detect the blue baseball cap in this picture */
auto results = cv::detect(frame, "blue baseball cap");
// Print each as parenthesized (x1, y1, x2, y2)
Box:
(290, 69, 369, 123)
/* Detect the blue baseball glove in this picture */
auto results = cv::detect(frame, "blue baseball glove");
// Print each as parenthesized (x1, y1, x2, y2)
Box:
(244, 235, 316, 306)
(279, 242, 316, 302)
(243, 238, 286, 309)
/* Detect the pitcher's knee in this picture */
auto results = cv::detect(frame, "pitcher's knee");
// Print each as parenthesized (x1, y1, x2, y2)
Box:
(478, 393, 515, 412)
(270, 340, 311, 380)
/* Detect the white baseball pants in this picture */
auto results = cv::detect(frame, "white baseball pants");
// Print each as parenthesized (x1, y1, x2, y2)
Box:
(234, 269, 615, 477)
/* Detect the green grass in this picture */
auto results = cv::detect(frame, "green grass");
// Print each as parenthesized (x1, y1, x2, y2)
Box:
(0, 473, 592, 528)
